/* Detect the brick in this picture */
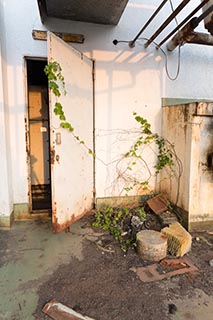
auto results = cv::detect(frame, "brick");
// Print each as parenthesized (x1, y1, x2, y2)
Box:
(147, 194, 168, 214)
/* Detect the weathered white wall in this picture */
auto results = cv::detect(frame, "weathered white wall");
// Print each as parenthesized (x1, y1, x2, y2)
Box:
(1, 0, 213, 212)
(0, 0, 13, 221)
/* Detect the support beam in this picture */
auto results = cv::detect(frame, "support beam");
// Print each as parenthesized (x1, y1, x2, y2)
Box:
(185, 31, 213, 46)
(167, 4, 213, 51)
(32, 30, 85, 43)
(157, 0, 209, 48)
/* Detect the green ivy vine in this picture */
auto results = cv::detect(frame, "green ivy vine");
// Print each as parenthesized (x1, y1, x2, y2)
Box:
(44, 61, 179, 196)
(122, 112, 175, 192)
(44, 61, 95, 157)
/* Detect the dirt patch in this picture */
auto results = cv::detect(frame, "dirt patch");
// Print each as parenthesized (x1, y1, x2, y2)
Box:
(34, 216, 213, 320)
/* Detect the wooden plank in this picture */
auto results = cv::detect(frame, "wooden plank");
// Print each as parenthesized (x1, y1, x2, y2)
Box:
(32, 30, 85, 43)
(42, 299, 95, 320)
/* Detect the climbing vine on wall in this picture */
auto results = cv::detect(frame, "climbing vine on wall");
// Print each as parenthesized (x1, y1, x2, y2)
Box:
(44, 61, 95, 157)
(44, 61, 181, 197)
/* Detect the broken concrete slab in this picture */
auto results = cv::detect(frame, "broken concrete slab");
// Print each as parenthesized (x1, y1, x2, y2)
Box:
(42, 299, 95, 320)
(131, 257, 199, 283)
(147, 194, 168, 214)
(161, 222, 192, 257)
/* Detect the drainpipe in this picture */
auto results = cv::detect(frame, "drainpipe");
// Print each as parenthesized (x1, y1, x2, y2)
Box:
(167, 4, 213, 51)
(144, 0, 191, 48)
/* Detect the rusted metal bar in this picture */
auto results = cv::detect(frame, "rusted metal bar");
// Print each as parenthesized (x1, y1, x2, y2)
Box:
(166, 17, 198, 51)
(144, 0, 191, 48)
(195, 3, 213, 24)
(129, 0, 169, 48)
(167, 4, 213, 51)
(157, 0, 210, 48)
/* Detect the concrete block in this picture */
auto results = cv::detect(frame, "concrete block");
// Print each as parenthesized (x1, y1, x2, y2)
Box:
(161, 222, 192, 257)
(137, 230, 167, 261)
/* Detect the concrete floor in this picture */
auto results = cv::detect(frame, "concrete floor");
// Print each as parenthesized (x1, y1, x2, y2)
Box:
(0, 219, 213, 320)
(0, 219, 101, 320)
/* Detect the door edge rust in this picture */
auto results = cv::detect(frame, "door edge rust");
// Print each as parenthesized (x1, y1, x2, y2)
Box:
(52, 201, 94, 233)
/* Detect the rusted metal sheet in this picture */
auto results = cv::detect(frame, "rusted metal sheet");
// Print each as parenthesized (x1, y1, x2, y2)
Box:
(48, 33, 94, 233)
(42, 299, 95, 320)
(32, 30, 85, 43)
(132, 258, 199, 283)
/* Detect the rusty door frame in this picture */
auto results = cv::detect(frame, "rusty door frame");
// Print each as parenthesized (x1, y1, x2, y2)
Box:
(24, 56, 51, 214)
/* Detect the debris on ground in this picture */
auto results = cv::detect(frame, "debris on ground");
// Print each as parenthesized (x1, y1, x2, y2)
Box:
(43, 299, 95, 320)
(131, 257, 199, 283)
(136, 230, 167, 261)
(209, 259, 213, 267)
(161, 222, 192, 257)
(158, 210, 178, 227)
(147, 193, 168, 214)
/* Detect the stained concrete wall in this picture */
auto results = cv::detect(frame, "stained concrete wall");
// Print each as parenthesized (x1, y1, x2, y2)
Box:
(0, 0, 213, 224)
(160, 102, 213, 228)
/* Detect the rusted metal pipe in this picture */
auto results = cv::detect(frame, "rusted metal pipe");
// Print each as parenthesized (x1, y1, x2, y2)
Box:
(144, 0, 191, 48)
(185, 31, 213, 45)
(129, 0, 169, 48)
(167, 4, 213, 51)
(156, 0, 210, 49)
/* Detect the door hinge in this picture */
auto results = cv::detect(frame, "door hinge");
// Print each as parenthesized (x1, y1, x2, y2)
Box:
(50, 148, 55, 164)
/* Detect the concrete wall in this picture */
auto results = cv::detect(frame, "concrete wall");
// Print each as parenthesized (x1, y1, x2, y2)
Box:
(0, 0, 213, 222)
(160, 102, 213, 228)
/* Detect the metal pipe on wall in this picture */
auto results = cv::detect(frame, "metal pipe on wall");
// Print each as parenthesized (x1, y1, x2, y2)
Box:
(144, 0, 191, 48)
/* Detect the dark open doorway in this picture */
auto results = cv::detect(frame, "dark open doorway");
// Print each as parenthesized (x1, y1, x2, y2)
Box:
(26, 58, 52, 213)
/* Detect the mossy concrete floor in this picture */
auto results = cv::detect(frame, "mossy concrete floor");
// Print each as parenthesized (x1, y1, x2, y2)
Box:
(0, 219, 101, 320)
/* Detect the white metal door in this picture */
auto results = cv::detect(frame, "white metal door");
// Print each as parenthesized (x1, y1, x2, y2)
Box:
(48, 32, 94, 232)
